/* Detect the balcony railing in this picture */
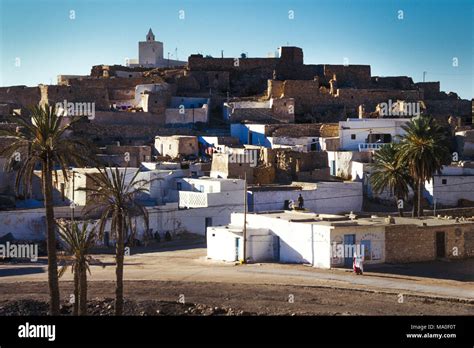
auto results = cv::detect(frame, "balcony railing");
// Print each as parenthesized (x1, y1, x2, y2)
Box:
(358, 143, 384, 152)
(179, 191, 208, 208)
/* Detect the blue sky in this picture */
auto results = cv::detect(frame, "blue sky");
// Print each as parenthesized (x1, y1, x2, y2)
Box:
(1, 0, 473, 98)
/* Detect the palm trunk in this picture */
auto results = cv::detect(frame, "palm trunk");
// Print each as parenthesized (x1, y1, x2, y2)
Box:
(79, 260, 87, 316)
(42, 157, 60, 315)
(417, 178, 424, 217)
(411, 182, 417, 217)
(115, 213, 125, 315)
(73, 264, 79, 316)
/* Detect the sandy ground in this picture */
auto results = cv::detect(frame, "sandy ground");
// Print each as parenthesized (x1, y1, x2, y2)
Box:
(0, 241, 473, 315)
(0, 280, 472, 316)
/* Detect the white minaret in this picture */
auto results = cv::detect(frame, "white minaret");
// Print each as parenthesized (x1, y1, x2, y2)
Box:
(139, 28, 163, 67)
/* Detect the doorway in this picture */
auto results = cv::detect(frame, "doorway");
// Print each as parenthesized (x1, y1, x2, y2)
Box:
(235, 237, 240, 261)
(204, 217, 212, 245)
(344, 234, 356, 267)
(436, 232, 446, 258)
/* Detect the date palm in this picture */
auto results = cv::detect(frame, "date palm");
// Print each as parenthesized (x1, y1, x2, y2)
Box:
(370, 143, 411, 217)
(397, 116, 451, 217)
(79, 167, 150, 315)
(0, 104, 95, 315)
(57, 220, 99, 315)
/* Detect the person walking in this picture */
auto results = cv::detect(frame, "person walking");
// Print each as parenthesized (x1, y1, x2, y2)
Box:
(353, 250, 364, 275)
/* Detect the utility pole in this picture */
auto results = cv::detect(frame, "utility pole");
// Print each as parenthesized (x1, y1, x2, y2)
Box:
(242, 172, 247, 263)
(423, 71, 427, 82)
(71, 171, 75, 222)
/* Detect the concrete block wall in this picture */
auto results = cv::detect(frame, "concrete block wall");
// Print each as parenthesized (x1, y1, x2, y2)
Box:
(385, 223, 474, 263)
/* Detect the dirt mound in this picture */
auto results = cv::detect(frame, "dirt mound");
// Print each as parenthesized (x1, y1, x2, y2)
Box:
(0, 298, 255, 316)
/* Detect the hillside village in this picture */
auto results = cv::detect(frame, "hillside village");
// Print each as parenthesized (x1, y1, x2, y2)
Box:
(1, 28, 474, 270)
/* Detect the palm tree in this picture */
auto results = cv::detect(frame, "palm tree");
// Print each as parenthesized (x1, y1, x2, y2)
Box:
(370, 144, 411, 217)
(57, 220, 99, 315)
(0, 104, 94, 315)
(79, 167, 150, 315)
(397, 116, 451, 217)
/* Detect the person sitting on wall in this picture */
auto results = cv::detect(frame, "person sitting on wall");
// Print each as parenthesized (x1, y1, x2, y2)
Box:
(297, 194, 304, 209)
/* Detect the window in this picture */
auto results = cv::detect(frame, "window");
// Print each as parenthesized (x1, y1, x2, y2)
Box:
(442, 179, 447, 185)
(169, 144, 172, 150)
(351, 134, 356, 140)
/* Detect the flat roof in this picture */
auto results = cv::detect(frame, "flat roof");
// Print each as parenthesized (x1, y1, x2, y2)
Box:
(185, 176, 243, 182)
(246, 211, 474, 227)
(248, 181, 352, 191)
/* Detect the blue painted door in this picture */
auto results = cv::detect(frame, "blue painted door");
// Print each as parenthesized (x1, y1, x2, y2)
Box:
(273, 236, 280, 262)
(235, 237, 240, 261)
(344, 234, 356, 267)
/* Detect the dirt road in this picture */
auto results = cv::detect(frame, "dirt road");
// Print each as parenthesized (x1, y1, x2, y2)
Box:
(0, 243, 473, 315)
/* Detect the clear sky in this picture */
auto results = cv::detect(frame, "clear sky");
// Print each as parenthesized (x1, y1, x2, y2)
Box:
(1, 0, 473, 99)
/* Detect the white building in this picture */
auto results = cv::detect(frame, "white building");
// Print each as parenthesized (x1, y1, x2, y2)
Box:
(165, 97, 210, 124)
(339, 118, 410, 151)
(424, 164, 474, 206)
(267, 136, 320, 152)
(223, 98, 295, 123)
(129, 29, 186, 68)
(207, 211, 386, 267)
(32, 167, 190, 206)
(455, 130, 474, 159)
(178, 177, 245, 209)
(135, 83, 170, 110)
(248, 181, 363, 214)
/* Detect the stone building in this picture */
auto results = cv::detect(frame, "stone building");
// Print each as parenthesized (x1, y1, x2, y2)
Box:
(210, 146, 329, 185)
(154, 135, 199, 159)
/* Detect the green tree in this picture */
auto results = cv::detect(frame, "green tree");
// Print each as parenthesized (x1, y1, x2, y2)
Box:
(79, 167, 150, 315)
(370, 144, 411, 217)
(0, 104, 94, 315)
(57, 220, 99, 315)
(397, 116, 451, 217)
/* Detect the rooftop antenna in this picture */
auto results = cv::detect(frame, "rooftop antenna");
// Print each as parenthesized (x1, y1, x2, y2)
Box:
(423, 71, 427, 82)
(221, 50, 224, 58)
(175, 47, 178, 61)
